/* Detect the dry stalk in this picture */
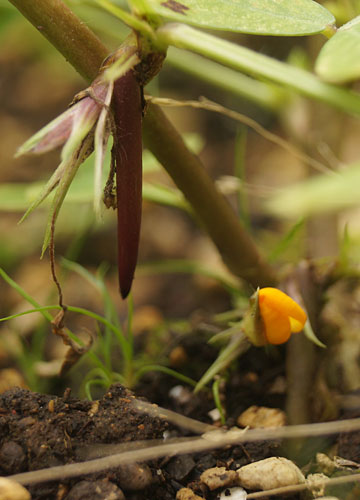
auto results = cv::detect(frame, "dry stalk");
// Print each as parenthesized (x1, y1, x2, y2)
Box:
(9, 417, 360, 486)
(147, 96, 337, 176)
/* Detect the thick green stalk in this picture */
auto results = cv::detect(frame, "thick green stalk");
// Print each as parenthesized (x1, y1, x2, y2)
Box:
(157, 23, 360, 116)
(142, 104, 275, 287)
(9, 0, 108, 81)
(9, 0, 276, 287)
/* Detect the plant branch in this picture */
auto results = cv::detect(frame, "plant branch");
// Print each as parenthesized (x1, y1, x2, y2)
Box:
(9, 0, 108, 81)
(9, 0, 276, 287)
(142, 103, 275, 286)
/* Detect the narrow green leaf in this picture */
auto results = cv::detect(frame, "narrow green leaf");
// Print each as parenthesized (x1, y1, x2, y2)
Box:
(136, 365, 197, 387)
(167, 47, 284, 111)
(141, 0, 334, 35)
(42, 133, 94, 255)
(19, 162, 67, 223)
(316, 16, 360, 84)
(158, 24, 360, 116)
(143, 182, 189, 211)
(194, 332, 250, 393)
(0, 268, 53, 322)
(266, 161, 360, 218)
(268, 218, 305, 262)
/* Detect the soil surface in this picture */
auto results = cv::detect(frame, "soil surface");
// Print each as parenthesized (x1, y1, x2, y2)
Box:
(1, 378, 358, 500)
(0, 382, 283, 500)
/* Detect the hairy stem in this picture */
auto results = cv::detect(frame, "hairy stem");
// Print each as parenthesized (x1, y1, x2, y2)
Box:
(9, 0, 276, 287)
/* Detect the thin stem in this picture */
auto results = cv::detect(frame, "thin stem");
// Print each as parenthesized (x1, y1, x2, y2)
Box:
(49, 213, 65, 309)
(212, 377, 226, 425)
(234, 126, 250, 229)
(96, 0, 156, 42)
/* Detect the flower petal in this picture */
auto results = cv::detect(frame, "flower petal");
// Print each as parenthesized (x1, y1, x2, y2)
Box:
(259, 288, 307, 332)
(289, 317, 305, 333)
(15, 106, 77, 157)
(259, 298, 292, 345)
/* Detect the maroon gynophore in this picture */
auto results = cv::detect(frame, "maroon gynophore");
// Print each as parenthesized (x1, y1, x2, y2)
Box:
(112, 71, 143, 299)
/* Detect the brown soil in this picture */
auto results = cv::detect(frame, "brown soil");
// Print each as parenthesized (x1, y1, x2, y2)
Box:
(0, 381, 287, 500)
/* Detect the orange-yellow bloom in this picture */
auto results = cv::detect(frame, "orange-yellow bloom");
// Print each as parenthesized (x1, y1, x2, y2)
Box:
(258, 288, 307, 345)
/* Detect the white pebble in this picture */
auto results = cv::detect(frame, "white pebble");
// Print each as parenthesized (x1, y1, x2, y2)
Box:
(219, 486, 247, 500)
(208, 408, 221, 422)
(237, 457, 305, 490)
(0, 477, 31, 500)
(237, 405, 286, 428)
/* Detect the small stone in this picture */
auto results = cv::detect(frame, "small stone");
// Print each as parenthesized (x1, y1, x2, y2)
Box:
(208, 408, 221, 422)
(169, 385, 192, 405)
(313, 497, 340, 500)
(0, 477, 31, 500)
(166, 455, 195, 480)
(65, 480, 125, 500)
(237, 405, 286, 428)
(0, 442, 26, 473)
(200, 466, 238, 491)
(116, 463, 153, 490)
(218, 487, 247, 500)
(307, 472, 328, 498)
(176, 487, 204, 500)
(237, 457, 305, 490)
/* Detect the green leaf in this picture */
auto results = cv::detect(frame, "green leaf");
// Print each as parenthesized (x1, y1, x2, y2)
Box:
(158, 24, 360, 116)
(316, 15, 360, 83)
(194, 331, 250, 393)
(143, 183, 189, 210)
(167, 47, 284, 110)
(266, 160, 360, 218)
(142, 0, 334, 35)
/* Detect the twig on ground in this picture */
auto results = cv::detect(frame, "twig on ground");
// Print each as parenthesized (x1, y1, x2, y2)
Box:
(9, 417, 360, 486)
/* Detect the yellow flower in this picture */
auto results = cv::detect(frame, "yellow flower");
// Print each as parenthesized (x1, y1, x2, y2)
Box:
(258, 288, 307, 345)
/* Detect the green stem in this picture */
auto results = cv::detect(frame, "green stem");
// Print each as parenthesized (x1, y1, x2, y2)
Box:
(95, 0, 156, 41)
(157, 23, 360, 116)
(143, 103, 275, 287)
(8, 0, 108, 81)
(9, 0, 276, 287)
(212, 377, 226, 425)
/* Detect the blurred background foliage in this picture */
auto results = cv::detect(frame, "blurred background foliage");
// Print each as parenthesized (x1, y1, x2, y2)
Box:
(1, 0, 360, 399)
